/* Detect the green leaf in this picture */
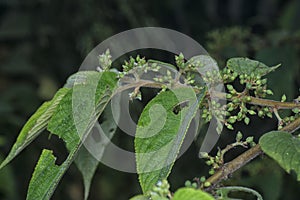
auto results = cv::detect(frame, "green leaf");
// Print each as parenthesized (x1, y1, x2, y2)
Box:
(227, 57, 280, 76)
(26, 72, 118, 200)
(135, 87, 206, 193)
(172, 188, 214, 200)
(75, 103, 119, 200)
(75, 146, 99, 200)
(259, 131, 300, 180)
(26, 149, 61, 200)
(0, 88, 69, 170)
(129, 195, 150, 200)
(216, 186, 263, 200)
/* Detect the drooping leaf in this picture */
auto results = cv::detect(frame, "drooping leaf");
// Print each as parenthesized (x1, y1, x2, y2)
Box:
(226, 57, 280, 76)
(26, 72, 118, 200)
(75, 102, 119, 200)
(75, 146, 98, 200)
(135, 87, 206, 193)
(172, 188, 214, 200)
(259, 131, 300, 180)
(0, 88, 69, 170)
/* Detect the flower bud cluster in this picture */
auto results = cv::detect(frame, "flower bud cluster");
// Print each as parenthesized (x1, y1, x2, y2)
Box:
(150, 179, 170, 200)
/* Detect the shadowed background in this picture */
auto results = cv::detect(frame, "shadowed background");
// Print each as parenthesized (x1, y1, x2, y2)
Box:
(0, 0, 300, 199)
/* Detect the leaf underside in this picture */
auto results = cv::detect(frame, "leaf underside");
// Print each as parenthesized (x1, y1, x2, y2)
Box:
(259, 131, 300, 180)
(74, 103, 119, 200)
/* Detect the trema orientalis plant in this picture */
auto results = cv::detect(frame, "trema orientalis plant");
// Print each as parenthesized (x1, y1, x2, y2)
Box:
(1, 50, 300, 200)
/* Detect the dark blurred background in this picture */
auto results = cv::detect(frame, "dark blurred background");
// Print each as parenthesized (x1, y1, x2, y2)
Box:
(0, 0, 300, 199)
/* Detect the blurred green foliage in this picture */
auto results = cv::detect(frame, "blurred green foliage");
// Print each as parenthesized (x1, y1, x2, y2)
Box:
(0, 0, 300, 199)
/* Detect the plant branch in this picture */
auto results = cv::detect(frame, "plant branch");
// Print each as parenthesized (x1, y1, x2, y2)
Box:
(202, 116, 300, 191)
(117, 80, 300, 110)
(212, 91, 300, 109)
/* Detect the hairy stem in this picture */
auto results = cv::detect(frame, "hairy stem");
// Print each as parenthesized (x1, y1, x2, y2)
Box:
(117, 80, 300, 190)
(202, 117, 300, 191)
(118, 80, 300, 109)
(213, 91, 300, 109)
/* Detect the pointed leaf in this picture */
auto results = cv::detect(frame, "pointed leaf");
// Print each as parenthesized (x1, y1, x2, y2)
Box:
(135, 87, 206, 193)
(259, 131, 300, 180)
(0, 88, 69, 170)
(75, 103, 119, 200)
(172, 188, 214, 200)
(26, 72, 118, 200)
(74, 146, 99, 200)
(227, 57, 280, 76)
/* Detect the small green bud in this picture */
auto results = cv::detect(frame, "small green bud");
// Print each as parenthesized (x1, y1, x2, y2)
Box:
(228, 116, 237, 124)
(236, 131, 243, 142)
(226, 123, 234, 130)
(246, 136, 254, 143)
(292, 108, 300, 114)
(242, 106, 248, 113)
(290, 116, 295, 121)
(248, 110, 256, 115)
(245, 96, 251, 102)
(200, 152, 209, 158)
(258, 110, 264, 117)
(261, 79, 267, 84)
(204, 182, 211, 187)
(153, 186, 160, 192)
(227, 84, 234, 91)
(226, 94, 232, 99)
(200, 176, 206, 182)
(206, 161, 213, 165)
(237, 111, 243, 119)
(266, 90, 273, 95)
(232, 97, 240, 104)
(185, 180, 191, 187)
(227, 103, 235, 111)
(192, 183, 198, 188)
(246, 83, 252, 89)
(283, 117, 289, 122)
(281, 94, 287, 102)
(244, 117, 250, 125)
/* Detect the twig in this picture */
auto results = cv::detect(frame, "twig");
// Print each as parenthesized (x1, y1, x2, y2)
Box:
(202, 117, 300, 191)
(212, 91, 300, 109)
(115, 80, 300, 190)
